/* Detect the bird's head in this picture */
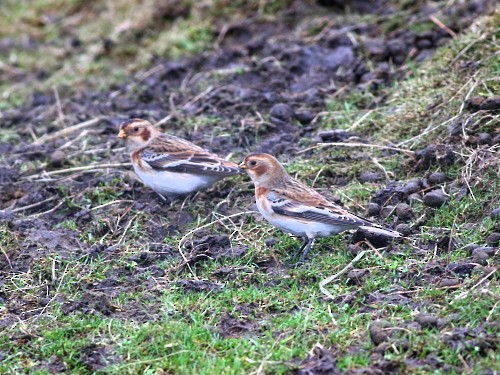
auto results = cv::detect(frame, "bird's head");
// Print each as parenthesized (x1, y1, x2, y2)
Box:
(239, 153, 288, 187)
(118, 118, 159, 150)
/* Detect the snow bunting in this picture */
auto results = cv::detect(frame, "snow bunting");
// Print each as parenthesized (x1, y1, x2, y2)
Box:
(239, 153, 401, 263)
(118, 118, 242, 198)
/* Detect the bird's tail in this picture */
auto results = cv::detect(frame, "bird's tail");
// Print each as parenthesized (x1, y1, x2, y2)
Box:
(359, 225, 402, 238)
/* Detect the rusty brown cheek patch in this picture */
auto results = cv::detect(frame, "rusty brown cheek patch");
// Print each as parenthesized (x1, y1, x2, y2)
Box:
(252, 164, 267, 177)
(140, 128, 151, 142)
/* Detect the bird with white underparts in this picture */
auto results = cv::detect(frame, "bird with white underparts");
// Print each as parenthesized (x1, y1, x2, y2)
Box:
(118, 118, 242, 199)
(239, 153, 401, 264)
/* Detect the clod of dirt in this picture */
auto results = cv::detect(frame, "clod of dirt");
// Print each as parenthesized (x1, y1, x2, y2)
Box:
(264, 237, 277, 247)
(415, 313, 438, 328)
(408, 192, 423, 203)
(369, 321, 390, 345)
(473, 251, 489, 266)
(380, 205, 395, 218)
(218, 313, 256, 338)
(367, 202, 380, 216)
(50, 150, 66, 167)
(423, 190, 447, 207)
(395, 203, 413, 220)
(371, 184, 405, 206)
(358, 171, 381, 183)
(184, 235, 247, 262)
(414, 144, 454, 170)
(486, 232, 499, 246)
(347, 268, 369, 284)
(446, 262, 476, 276)
(270, 103, 294, 122)
(395, 223, 412, 237)
(490, 208, 500, 219)
(427, 172, 447, 185)
(438, 278, 461, 287)
(295, 110, 315, 124)
(62, 291, 116, 316)
(176, 279, 222, 293)
(477, 133, 492, 145)
(297, 343, 341, 375)
(465, 95, 500, 112)
(317, 129, 355, 142)
(352, 228, 394, 248)
(404, 178, 421, 195)
(472, 247, 496, 257)
(464, 243, 480, 253)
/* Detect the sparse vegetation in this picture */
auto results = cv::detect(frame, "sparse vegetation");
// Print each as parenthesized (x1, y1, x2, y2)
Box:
(1, 0, 498, 374)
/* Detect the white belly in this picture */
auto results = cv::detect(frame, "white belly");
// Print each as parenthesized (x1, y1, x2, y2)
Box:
(134, 166, 218, 195)
(256, 199, 335, 239)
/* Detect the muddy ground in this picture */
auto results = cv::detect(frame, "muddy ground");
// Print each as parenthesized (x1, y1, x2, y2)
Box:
(0, 0, 498, 373)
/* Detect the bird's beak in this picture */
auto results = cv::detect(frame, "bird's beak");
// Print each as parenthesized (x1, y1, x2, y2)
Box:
(239, 162, 247, 169)
(117, 129, 127, 139)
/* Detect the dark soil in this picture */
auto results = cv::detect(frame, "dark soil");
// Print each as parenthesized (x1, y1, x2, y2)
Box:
(0, 0, 498, 373)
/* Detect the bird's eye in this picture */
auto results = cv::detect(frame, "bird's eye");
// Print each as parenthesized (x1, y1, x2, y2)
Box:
(133, 127, 139, 132)
(249, 160, 258, 167)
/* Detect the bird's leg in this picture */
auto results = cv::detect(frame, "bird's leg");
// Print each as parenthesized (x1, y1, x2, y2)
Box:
(291, 238, 314, 267)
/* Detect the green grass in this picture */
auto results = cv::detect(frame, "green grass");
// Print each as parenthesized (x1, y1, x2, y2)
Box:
(1, 3, 499, 375)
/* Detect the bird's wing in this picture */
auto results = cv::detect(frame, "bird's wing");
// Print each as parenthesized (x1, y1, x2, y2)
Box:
(267, 181, 368, 228)
(140, 135, 241, 176)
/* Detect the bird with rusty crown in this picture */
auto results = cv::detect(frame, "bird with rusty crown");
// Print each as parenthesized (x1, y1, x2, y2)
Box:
(118, 118, 242, 199)
(239, 153, 401, 264)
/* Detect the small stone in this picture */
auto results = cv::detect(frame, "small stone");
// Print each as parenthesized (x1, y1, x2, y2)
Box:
(490, 208, 500, 219)
(404, 179, 421, 195)
(405, 322, 421, 332)
(395, 203, 413, 220)
(473, 251, 489, 266)
(395, 223, 411, 237)
(472, 247, 496, 257)
(428, 172, 446, 185)
(423, 190, 447, 207)
(270, 103, 293, 122)
(380, 205, 395, 218)
(348, 244, 363, 256)
(478, 133, 492, 145)
(486, 232, 500, 246)
(415, 313, 438, 328)
(367, 202, 381, 216)
(438, 278, 460, 287)
(358, 171, 381, 183)
(407, 193, 423, 203)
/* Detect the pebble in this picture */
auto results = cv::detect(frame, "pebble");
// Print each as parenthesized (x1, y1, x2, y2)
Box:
(367, 202, 381, 216)
(264, 237, 277, 247)
(428, 172, 446, 185)
(490, 208, 500, 219)
(423, 190, 447, 207)
(347, 268, 369, 283)
(358, 171, 381, 183)
(486, 232, 500, 246)
(415, 313, 438, 328)
(50, 150, 66, 167)
(463, 243, 479, 253)
(396, 223, 412, 237)
(395, 203, 413, 220)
